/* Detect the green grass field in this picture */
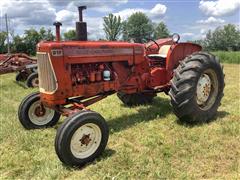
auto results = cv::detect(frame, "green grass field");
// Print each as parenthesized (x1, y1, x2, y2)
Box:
(0, 64, 239, 179)
(212, 51, 240, 64)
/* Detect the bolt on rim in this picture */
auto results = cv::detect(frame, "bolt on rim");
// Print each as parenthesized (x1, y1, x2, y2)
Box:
(70, 123, 102, 159)
(28, 100, 55, 125)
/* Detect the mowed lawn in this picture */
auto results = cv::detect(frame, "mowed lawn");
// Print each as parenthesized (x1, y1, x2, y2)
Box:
(0, 64, 239, 179)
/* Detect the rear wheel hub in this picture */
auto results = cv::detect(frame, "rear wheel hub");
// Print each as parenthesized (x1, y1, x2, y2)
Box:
(196, 69, 219, 110)
(196, 73, 211, 105)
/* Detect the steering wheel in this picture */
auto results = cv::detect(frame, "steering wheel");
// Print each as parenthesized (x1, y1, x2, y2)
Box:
(145, 39, 160, 52)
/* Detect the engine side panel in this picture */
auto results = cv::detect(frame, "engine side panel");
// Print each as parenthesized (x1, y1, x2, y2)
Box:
(37, 41, 146, 106)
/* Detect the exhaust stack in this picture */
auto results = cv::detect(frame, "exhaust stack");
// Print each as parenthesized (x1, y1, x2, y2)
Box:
(53, 22, 62, 42)
(76, 6, 87, 41)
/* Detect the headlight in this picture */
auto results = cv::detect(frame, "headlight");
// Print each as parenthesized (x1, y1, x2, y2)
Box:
(172, 33, 180, 43)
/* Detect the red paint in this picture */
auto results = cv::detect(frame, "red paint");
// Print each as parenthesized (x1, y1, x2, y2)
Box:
(37, 39, 202, 114)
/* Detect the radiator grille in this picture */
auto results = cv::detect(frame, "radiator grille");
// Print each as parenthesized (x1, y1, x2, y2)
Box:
(37, 53, 57, 93)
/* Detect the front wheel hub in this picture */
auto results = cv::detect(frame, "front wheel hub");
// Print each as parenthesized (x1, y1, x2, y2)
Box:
(28, 101, 55, 125)
(70, 123, 102, 159)
(34, 105, 46, 117)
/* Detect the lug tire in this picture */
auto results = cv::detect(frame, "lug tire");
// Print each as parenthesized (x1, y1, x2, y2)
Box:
(18, 92, 61, 129)
(16, 71, 29, 82)
(117, 92, 156, 106)
(169, 51, 224, 123)
(26, 72, 39, 88)
(55, 110, 109, 167)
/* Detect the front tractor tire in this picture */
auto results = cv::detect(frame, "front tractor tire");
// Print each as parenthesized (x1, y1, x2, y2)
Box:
(55, 111, 109, 167)
(117, 92, 156, 106)
(18, 92, 61, 129)
(169, 52, 224, 123)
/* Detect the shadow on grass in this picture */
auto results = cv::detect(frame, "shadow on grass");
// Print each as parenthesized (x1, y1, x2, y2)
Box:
(63, 148, 116, 170)
(61, 97, 171, 169)
(96, 148, 116, 163)
(108, 96, 172, 134)
(58, 98, 229, 169)
(176, 110, 230, 128)
(14, 81, 28, 89)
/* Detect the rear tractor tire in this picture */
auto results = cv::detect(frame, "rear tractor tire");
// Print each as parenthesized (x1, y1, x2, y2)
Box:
(117, 92, 156, 106)
(55, 110, 109, 167)
(169, 52, 224, 123)
(26, 72, 39, 88)
(18, 92, 60, 129)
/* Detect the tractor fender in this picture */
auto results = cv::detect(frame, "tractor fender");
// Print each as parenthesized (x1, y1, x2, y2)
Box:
(166, 43, 202, 72)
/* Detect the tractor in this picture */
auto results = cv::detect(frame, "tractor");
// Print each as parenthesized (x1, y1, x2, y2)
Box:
(18, 6, 224, 167)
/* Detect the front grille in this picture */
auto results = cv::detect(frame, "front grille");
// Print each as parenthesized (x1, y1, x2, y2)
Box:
(37, 53, 57, 93)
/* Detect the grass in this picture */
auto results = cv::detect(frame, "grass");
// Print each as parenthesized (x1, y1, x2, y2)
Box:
(212, 51, 240, 64)
(0, 64, 240, 179)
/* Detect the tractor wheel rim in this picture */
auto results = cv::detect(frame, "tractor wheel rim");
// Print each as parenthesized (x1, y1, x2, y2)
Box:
(196, 74, 211, 104)
(70, 123, 102, 159)
(32, 78, 39, 87)
(28, 100, 55, 125)
(196, 69, 218, 110)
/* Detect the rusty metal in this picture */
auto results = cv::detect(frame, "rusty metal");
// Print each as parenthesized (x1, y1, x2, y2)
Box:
(78, 6, 86, 22)
(80, 134, 91, 146)
(0, 53, 37, 75)
(51, 92, 113, 117)
(53, 22, 62, 42)
(34, 105, 46, 117)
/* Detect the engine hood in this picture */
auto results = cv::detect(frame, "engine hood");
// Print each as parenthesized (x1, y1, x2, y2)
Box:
(37, 40, 144, 52)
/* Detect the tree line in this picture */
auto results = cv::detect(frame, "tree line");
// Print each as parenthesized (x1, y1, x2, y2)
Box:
(193, 24, 240, 51)
(55, 12, 170, 43)
(0, 28, 54, 55)
(0, 12, 239, 55)
(103, 12, 170, 42)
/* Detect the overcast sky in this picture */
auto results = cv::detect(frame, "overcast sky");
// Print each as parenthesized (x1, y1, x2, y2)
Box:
(0, 0, 239, 41)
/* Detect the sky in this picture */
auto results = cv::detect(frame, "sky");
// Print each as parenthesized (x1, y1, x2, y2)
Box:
(0, 0, 239, 41)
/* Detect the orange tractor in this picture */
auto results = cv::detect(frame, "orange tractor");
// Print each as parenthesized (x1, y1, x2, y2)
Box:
(18, 6, 224, 167)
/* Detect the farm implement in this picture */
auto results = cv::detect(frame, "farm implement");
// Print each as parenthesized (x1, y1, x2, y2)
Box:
(18, 6, 224, 167)
(0, 53, 39, 87)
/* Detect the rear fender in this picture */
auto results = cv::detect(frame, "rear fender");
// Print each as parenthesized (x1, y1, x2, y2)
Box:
(166, 43, 202, 72)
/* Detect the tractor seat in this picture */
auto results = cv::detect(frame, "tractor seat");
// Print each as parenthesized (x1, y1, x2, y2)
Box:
(148, 45, 171, 58)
